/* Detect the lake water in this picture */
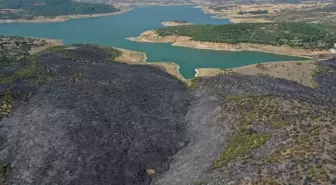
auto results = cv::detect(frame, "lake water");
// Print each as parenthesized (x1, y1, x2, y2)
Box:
(0, 5, 306, 78)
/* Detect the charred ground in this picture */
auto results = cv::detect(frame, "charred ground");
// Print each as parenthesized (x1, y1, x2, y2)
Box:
(168, 58, 336, 185)
(0, 39, 192, 185)
(0, 36, 335, 185)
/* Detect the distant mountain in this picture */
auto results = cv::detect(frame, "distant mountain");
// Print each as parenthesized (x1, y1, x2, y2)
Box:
(0, 0, 119, 20)
(75, 0, 193, 5)
(190, 0, 329, 4)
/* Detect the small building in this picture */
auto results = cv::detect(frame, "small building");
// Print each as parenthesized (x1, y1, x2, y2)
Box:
(331, 43, 336, 54)
(331, 48, 336, 54)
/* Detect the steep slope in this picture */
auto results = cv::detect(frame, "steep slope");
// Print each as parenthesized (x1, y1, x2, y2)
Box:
(0, 39, 192, 185)
(1, 36, 335, 185)
(153, 58, 336, 185)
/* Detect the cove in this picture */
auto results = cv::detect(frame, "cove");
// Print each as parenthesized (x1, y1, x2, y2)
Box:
(0, 5, 306, 79)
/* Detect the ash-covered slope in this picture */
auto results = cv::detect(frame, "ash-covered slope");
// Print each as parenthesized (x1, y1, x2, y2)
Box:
(1, 36, 336, 185)
(153, 58, 336, 185)
(0, 43, 192, 185)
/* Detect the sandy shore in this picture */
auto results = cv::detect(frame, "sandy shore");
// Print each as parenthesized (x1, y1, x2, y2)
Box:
(0, 9, 130, 24)
(127, 30, 333, 83)
(22, 38, 184, 81)
(29, 38, 64, 54)
(127, 30, 329, 58)
(195, 60, 317, 87)
(114, 48, 184, 80)
(162, 21, 193, 27)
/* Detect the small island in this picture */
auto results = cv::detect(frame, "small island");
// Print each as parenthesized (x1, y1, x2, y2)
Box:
(161, 20, 193, 27)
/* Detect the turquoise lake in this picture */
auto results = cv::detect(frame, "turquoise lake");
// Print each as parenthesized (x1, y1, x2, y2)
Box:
(0, 5, 306, 78)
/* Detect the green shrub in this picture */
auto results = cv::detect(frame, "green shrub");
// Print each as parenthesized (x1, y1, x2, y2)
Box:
(214, 128, 270, 168)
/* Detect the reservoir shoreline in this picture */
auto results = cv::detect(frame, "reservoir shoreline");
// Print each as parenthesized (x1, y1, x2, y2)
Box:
(34, 36, 314, 82)
(0, 4, 195, 24)
(127, 30, 329, 58)
(0, 9, 131, 24)
(161, 21, 193, 27)
(0, 5, 309, 79)
(194, 4, 271, 23)
(20, 37, 185, 80)
(115, 47, 184, 80)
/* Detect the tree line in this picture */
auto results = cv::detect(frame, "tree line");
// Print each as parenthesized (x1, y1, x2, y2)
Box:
(156, 22, 336, 50)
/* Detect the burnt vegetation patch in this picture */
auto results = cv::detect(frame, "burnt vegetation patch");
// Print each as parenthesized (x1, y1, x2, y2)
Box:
(0, 39, 192, 185)
(1, 36, 336, 185)
(43, 44, 122, 62)
(190, 58, 336, 184)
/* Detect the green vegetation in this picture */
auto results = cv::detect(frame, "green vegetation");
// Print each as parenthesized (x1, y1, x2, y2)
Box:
(0, 164, 8, 185)
(308, 166, 329, 183)
(265, 124, 327, 164)
(223, 94, 291, 129)
(214, 89, 334, 183)
(270, 5, 336, 26)
(214, 127, 270, 168)
(216, 95, 278, 169)
(194, 180, 202, 185)
(0, 36, 61, 119)
(0, 63, 44, 85)
(238, 9, 269, 15)
(170, 20, 187, 23)
(0, 89, 13, 117)
(224, 94, 250, 101)
(209, 4, 236, 11)
(311, 81, 320, 89)
(0, 36, 49, 67)
(105, 47, 123, 62)
(156, 22, 336, 50)
(251, 178, 281, 185)
(0, 0, 119, 20)
(264, 154, 282, 163)
(188, 78, 199, 90)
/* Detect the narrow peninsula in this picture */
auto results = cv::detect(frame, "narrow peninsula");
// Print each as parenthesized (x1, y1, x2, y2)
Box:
(128, 22, 336, 57)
